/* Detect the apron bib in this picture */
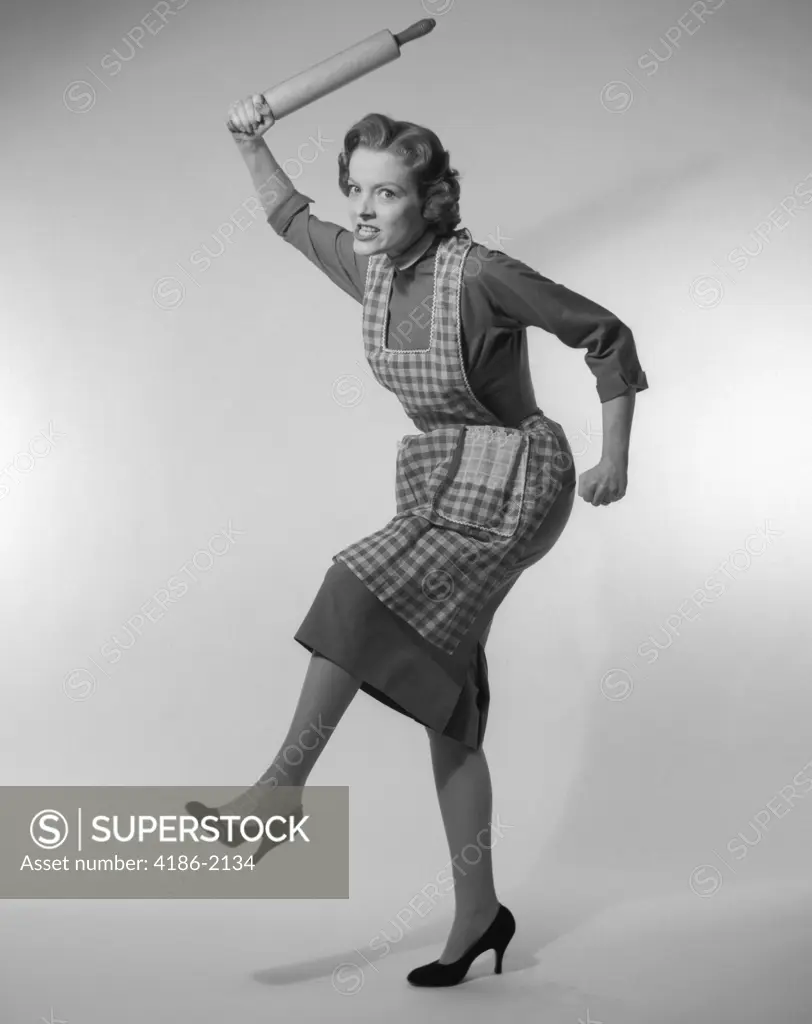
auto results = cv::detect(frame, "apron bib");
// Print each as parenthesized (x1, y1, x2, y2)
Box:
(333, 229, 569, 655)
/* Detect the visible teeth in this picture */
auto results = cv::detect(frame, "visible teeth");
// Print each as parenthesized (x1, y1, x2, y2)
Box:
(357, 227, 378, 235)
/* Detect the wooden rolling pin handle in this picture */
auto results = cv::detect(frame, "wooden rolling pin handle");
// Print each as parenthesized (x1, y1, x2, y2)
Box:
(393, 18, 437, 48)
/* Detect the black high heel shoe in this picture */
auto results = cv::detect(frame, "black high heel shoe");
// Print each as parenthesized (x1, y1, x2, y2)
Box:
(184, 793, 304, 866)
(406, 903, 516, 987)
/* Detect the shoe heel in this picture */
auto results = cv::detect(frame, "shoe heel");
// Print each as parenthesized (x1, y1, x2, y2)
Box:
(493, 909, 516, 974)
(494, 936, 511, 974)
(252, 832, 278, 864)
(252, 803, 304, 865)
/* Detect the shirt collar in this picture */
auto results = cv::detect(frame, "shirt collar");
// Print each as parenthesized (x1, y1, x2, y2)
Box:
(386, 228, 438, 271)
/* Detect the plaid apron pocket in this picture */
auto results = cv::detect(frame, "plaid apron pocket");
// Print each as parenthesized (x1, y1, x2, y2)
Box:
(428, 425, 529, 538)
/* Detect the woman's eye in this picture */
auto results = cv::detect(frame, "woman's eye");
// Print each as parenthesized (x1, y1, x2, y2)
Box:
(348, 186, 397, 198)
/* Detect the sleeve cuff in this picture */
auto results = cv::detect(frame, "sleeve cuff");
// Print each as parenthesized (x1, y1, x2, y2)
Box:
(597, 368, 649, 403)
(266, 189, 315, 235)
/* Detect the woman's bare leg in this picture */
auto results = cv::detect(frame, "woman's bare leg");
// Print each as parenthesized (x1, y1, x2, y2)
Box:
(216, 652, 361, 815)
(426, 728, 501, 963)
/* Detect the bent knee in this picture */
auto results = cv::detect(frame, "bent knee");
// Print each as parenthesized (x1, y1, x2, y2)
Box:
(425, 726, 467, 753)
(425, 725, 446, 745)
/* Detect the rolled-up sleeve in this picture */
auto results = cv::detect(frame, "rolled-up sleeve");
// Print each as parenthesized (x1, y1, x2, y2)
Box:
(267, 189, 367, 303)
(477, 250, 649, 403)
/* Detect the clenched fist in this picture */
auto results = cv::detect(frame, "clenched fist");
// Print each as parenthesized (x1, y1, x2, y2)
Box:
(226, 93, 275, 142)
(578, 456, 628, 506)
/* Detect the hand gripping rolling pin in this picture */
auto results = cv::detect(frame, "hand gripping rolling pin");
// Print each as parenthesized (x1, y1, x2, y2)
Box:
(260, 19, 437, 120)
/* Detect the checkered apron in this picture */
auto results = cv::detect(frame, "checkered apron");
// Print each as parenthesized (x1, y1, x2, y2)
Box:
(333, 228, 572, 655)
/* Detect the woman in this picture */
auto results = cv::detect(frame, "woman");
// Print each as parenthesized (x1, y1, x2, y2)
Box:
(188, 94, 648, 987)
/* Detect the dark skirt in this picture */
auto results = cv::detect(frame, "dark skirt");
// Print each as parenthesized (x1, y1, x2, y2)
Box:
(294, 468, 576, 750)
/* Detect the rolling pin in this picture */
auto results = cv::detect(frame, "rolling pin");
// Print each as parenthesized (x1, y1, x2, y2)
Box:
(261, 19, 437, 120)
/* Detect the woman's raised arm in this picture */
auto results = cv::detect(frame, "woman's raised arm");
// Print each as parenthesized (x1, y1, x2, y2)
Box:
(227, 93, 297, 219)
(225, 93, 366, 301)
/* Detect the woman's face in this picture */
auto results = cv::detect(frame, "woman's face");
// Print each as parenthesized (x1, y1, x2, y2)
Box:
(347, 146, 430, 257)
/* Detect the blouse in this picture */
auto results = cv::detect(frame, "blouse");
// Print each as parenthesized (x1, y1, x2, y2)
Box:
(266, 189, 648, 426)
